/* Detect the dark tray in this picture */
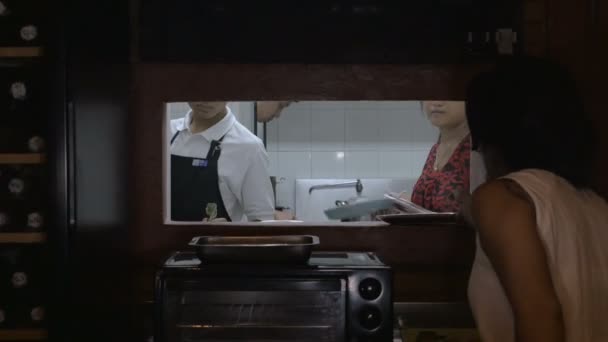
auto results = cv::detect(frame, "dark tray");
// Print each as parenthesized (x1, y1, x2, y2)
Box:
(377, 213, 463, 225)
(188, 235, 320, 264)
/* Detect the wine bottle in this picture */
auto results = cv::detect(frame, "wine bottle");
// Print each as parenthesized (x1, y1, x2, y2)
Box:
(0, 185, 13, 230)
(14, 197, 46, 232)
(0, 248, 19, 292)
(0, 208, 13, 232)
(11, 296, 45, 328)
(0, 132, 46, 154)
(0, 199, 33, 232)
(1, 66, 43, 112)
(0, 1, 43, 47)
(7, 176, 28, 199)
(2, 165, 45, 201)
(0, 128, 46, 153)
(0, 304, 14, 329)
(25, 210, 44, 232)
(27, 135, 45, 153)
(10, 270, 28, 289)
(29, 305, 45, 326)
(9, 81, 27, 101)
(0, 2, 8, 17)
(10, 288, 46, 328)
(0, 306, 6, 328)
(3, 246, 45, 291)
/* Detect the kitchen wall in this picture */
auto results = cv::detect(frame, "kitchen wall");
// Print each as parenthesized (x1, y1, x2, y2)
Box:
(167, 101, 438, 210)
(267, 101, 437, 210)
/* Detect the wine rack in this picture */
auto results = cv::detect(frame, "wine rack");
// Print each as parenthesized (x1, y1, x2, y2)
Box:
(0, 233, 45, 244)
(1, 1, 49, 340)
(0, 47, 42, 58)
(0, 329, 47, 340)
(0, 154, 45, 165)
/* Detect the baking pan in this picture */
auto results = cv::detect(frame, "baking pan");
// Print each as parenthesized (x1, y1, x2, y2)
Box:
(188, 235, 320, 264)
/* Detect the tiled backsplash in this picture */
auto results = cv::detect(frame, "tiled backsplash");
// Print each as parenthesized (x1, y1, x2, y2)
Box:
(267, 101, 437, 209)
(167, 101, 438, 211)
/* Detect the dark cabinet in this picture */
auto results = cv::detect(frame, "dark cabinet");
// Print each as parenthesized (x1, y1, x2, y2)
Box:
(140, 0, 524, 63)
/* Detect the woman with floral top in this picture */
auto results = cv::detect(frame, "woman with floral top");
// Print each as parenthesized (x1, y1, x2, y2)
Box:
(410, 101, 471, 213)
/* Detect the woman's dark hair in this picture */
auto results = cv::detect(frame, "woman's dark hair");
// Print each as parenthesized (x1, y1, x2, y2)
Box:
(466, 56, 596, 188)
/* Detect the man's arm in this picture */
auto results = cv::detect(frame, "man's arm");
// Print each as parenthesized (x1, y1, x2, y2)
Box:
(240, 144, 275, 221)
(472, 179, 565, 342)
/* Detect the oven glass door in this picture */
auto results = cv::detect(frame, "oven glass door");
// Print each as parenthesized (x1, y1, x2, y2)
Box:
(164, 277, 346, 341)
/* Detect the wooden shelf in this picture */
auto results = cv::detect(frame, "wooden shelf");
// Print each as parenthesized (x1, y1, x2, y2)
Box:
(0, 154, 45, 164)
(0, 47, 43, 58)
(0, 329, 47, 341)
(0, 233, 46, 244)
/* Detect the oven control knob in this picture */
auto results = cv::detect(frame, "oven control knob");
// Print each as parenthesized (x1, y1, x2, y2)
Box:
(358, 278, 382, 300)
(358, 306, 382, 330)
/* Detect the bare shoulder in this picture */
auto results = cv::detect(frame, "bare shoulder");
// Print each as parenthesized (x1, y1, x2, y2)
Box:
(473, 179, 564, 342)
(471, 179, 536, 232)
(473, 179, 532, 204)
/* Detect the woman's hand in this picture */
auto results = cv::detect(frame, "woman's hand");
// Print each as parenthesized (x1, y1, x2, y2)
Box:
(397, 190, 409, 201)
(274, 210, 295, 220)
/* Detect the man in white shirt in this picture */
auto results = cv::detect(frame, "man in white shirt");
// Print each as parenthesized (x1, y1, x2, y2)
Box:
(169, 101, 274, 222)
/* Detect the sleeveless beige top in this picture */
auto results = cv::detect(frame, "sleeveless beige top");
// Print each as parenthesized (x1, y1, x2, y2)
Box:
(468, 169, 608, 341)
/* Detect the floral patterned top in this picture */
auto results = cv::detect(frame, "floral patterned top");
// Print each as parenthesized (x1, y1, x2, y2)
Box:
(411, 135, 471, 213)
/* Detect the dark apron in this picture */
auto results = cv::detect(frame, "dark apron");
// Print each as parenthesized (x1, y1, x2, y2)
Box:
(170, 131, 231, 222)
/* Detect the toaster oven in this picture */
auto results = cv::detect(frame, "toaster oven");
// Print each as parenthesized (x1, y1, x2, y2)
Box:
(155, 251, 392, 342)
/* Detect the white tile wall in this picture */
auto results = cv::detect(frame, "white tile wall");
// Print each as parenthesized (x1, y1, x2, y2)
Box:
(267, 101, 438, 210)
(277, 103, 311, 151)
(275, 152, 312, 209)
(410, 149, 432, 176)
(267, 151, 279, 176)
(167, 102, 190, 120)
(265, 119, 279, 152)
(311, 152, 345, 178)
(379, 110, 414, 150)
(345, 110, 380, 151)
(311, 108, 345, 151)
(379, 151, 413, 178)
(345, 151, 380, 178)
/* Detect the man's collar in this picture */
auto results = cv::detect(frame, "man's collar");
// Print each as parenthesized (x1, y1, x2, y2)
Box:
(181, 106, 236, 141)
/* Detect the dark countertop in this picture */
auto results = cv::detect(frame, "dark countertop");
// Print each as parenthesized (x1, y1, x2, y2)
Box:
(394, 302, 476, 328)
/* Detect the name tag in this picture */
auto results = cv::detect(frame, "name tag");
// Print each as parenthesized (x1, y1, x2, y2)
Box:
(192, 159, 208, 167)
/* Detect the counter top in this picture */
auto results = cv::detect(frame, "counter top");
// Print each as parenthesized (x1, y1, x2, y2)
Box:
(394, 302, 475, 328)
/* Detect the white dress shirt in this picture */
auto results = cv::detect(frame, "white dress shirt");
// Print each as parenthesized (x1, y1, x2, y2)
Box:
(170, 107, 275, 222)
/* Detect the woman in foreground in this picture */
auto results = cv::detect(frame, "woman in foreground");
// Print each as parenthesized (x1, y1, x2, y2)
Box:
(466, 57, 608, 341)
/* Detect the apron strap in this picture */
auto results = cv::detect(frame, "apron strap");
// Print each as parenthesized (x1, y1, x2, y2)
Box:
(170, 130, 181, 145)
(205, 133, 228, 160)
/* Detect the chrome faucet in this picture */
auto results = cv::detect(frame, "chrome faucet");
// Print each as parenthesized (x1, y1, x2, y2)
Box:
(309, 179, 363, 195)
